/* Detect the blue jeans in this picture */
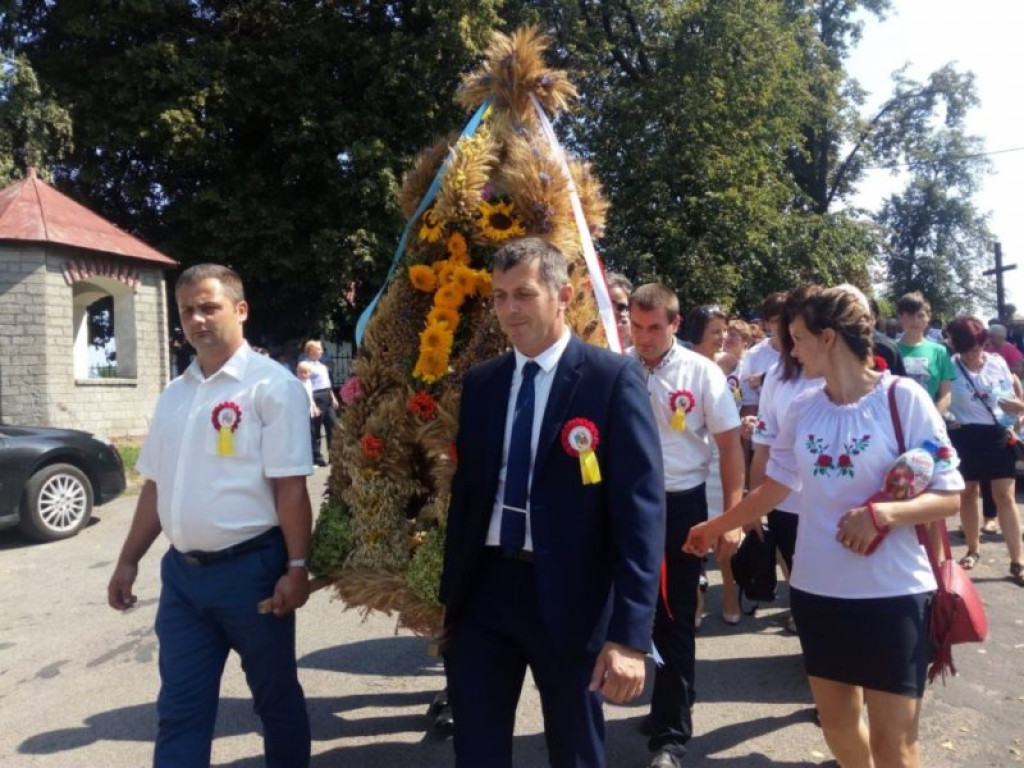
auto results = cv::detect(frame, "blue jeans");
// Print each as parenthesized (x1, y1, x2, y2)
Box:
(154, 530, 310, 767)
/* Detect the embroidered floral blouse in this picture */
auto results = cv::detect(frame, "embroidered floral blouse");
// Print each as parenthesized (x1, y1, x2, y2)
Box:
(767, 372, 964, 599)
(751, 363, 823, 515)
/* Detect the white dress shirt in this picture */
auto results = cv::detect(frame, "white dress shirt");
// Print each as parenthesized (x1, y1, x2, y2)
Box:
(485, 328, 572, 551)
(136, 342, 314, 552)
(630, 340, 740, 492)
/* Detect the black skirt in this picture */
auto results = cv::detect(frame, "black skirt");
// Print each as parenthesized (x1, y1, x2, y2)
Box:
(949, 423, 1016, 481)
(790, 588, 934, 698)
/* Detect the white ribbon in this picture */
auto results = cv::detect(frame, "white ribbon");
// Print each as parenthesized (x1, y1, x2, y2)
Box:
(530, 94, 622, 353)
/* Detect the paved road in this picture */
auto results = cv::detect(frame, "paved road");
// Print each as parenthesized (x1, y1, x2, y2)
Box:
(1, 467, 1022, 766)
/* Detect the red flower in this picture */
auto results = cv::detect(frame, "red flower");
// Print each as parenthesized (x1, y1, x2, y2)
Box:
(360, 434, 385, 460)
(936, 446, 953, 460)
(873, 354, 888, 372)
(816, 454, 833, 468)
(407, 390, 438, 420)
(838, 454, 853, 468)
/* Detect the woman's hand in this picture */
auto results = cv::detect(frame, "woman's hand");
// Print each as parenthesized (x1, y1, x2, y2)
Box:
(997, 396, 1024, 415)
(836, 505, 884, 555)
(683, 521, 715, 556)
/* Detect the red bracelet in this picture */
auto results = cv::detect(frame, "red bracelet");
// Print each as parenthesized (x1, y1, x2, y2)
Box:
(867, 501, 891, 534)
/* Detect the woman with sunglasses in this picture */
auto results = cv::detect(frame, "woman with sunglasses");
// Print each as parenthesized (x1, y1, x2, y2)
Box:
(683, 304, 744, 623)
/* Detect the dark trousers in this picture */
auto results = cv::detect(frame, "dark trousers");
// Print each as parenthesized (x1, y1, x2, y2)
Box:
(154, 529, 310, 768)
(312, 389, 337, 460)
(767, 509, 799, 574)
(444, 553, 604, 767)
(648, 484, 707, 758)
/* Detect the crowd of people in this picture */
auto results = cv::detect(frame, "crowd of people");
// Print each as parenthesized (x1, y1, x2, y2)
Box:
(105, 249, 1022, 768)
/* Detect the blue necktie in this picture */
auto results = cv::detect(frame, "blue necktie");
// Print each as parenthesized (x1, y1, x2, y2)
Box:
(500, 361, 540, 553)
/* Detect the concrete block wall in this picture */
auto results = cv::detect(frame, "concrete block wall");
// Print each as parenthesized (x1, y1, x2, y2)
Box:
(0, 244, 170, 439)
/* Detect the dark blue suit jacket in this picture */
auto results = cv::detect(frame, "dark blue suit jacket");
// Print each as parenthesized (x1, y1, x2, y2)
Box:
(439, 335, 665, 654)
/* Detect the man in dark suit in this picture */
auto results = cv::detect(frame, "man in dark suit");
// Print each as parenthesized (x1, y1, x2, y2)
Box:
(439, 238, 665, 767)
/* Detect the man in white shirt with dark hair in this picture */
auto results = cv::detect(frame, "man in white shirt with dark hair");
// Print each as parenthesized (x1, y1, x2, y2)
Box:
(629, 283, 744, 768)
(107, 263, 314, 768)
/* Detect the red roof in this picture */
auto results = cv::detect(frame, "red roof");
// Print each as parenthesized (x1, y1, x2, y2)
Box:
(0, 168, 177, 267)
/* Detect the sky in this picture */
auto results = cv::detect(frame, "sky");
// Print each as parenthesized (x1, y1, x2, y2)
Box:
(846, 0, 1024, 315)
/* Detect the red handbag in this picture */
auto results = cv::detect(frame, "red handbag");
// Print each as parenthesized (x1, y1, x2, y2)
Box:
(887, 381, 988, 683)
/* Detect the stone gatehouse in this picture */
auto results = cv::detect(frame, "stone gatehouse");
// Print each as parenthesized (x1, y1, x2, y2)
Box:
(0, 170, 176, 439)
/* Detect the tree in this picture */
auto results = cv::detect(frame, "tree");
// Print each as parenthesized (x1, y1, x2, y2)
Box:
(499, 0, 872, 313)
(0, 52, 72, 183)
(5, 0, 502, 341)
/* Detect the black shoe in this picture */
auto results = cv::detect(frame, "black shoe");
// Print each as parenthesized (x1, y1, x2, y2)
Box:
(648, 748, 684, 768)
(314, 457, 328, 466)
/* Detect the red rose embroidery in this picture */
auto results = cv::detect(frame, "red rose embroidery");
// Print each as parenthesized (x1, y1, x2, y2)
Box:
(816, 454, 832, 467)
(838, 454, 852, 468)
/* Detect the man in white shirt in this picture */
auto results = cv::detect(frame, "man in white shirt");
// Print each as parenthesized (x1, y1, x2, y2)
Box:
(107, 264, 314, 767)
(302, 340, 338, 466)
(629, 283, 744, 768)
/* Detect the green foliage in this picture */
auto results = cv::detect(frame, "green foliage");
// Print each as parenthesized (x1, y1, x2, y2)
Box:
(309, 498, 352, 579)
(9, 0, 502, 341)
(1, 0, 992, 324)
(406, 526, 445, 605)
(0, 52, 72, 183)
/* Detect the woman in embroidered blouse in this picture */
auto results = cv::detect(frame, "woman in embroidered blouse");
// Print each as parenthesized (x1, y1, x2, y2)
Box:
(946, 315, 1024, 585)
(684, 285, 964, 768)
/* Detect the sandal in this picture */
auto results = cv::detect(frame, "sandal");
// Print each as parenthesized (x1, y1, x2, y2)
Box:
(1011, 563, 1024, 587)
(959, 551, 980, 570)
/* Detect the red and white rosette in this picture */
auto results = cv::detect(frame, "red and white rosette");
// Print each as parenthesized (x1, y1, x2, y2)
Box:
(560, 417, 601, 485)
(211, 401, 242, 456)
(668, 389, 695, 431)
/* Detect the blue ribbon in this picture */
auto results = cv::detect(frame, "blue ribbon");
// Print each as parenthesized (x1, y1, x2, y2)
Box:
(354, 98, 493, 346)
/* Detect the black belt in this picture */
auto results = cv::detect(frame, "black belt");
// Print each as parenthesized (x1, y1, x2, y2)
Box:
(484, 546, 534, 563)
(313, 387, 332, 394)
(177, 528, 280, 567)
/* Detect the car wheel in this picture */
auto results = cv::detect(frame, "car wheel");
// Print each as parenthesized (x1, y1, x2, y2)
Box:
(17, 463, 94, 541)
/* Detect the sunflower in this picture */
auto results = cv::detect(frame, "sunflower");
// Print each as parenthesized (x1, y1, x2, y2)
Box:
(414, 348, 449, 383)
(418, 206, 443, 242)
(436, 263, 456, 286)
(427, 305, 460, 331)
(478, 200, 526, 241)
(434, 283, 466, 309)
(447, 232, 470, 264)
(419, 321, 454, 353)
(451, 265, 478, 296)
(408, 265, 438, 293)
(475, 270, 493, 297)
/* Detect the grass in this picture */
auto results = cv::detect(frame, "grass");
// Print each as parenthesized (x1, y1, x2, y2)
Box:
(114, 441, 143, 493)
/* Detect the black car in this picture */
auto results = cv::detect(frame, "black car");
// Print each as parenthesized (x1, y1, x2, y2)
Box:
(0, 424, 127, 541)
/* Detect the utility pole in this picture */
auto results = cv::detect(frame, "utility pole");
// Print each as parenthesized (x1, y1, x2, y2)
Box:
(983, 241, 1017, 321)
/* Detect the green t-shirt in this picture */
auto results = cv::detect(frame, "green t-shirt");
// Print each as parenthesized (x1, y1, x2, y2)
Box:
(897, 338, 955, 401)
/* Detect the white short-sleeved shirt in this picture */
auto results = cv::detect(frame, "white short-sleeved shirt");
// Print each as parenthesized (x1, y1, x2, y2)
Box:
(950, 352, 1016, 427)
(736, 339, 781, 407)
(307, 359, 332, 391)
(137, 342, 314, 552)
(751, 363, 823, 514)
(766, 372, 964, 599)
(631, 341, 741, 492)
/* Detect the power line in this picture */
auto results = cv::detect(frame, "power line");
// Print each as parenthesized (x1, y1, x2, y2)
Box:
(862, 145, 1024, 170)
